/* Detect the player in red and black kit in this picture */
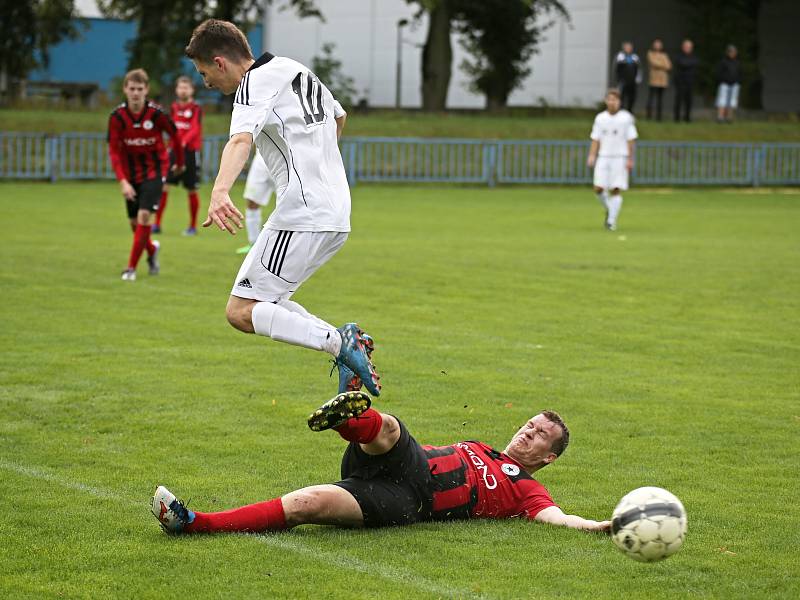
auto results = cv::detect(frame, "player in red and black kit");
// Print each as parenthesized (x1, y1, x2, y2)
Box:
(153, 75, 203, 236)
(152, 391, 611, 535)
(108, 68, 184, 281)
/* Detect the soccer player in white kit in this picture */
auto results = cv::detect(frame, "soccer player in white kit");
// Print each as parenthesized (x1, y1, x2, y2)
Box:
(238, 153, 275, 255)
(185, 19, 380, 396)
(586, 89, 638, 231)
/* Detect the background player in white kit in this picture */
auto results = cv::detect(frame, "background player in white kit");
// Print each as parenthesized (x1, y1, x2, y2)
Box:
(586, 89, 638, 231)
(185, 19, 380, 396)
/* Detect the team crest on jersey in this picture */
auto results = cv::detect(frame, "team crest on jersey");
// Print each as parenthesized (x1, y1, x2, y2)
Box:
(182, 110, 193, 118)
(143, 119, 154, 130)
(501, 463, 520, 476)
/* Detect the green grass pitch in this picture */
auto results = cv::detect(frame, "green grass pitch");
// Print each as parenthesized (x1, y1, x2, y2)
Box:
(1, 181, 798, 598)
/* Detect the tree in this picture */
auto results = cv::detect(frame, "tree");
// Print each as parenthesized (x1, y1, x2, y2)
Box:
(678, 0, 763, 108)
(406, 0, 454, 111)
(98, 0, 322, 97)
(312, 43, 357, 109)
(453, 0, 568, 110)
(0, 0, 82, 101)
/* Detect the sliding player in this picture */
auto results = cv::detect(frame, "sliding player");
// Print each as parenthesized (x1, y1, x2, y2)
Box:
(184, 19, 378, 394)
(108, 69, 184, 281)
(153, 392, 611, 534)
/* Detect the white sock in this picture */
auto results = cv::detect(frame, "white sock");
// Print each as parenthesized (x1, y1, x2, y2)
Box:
(596, 190, 609, 210)
(251, 301, 341, 355)
(245, 207, 262, 245)
(608, 194, 623, 225)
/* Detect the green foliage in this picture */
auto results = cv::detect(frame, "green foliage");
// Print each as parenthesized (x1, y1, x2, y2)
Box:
(678, 0, 763, 108)
(1, 182, 799, 597)
(311, 43, 357, 109)
(453, 0, 568, 109)
(0, 0, 81, 86)
(97, 0, 323, 97)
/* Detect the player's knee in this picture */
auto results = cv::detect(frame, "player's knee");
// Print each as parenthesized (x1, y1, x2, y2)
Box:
(246, 200, 259, 210)
(283, 489, 326, 526)
(225, 301, 254, 333)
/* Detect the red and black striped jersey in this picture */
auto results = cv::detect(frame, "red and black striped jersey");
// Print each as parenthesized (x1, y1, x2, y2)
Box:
(107, 100, 184, 184)
(423, 441, 557, 521)
(171, 100, 203, 151)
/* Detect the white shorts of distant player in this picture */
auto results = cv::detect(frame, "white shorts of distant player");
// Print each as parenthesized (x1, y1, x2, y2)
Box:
(243, 153, 275, 206)
(593, 156, 629, 191)
(231, 228, 348, 302)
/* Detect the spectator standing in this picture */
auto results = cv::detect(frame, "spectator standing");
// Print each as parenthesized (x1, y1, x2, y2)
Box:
(715, 45, 742, 123)
(615, 41, 641, 112)
(673, 39, 699, 122)
(646, 39, 671, 120)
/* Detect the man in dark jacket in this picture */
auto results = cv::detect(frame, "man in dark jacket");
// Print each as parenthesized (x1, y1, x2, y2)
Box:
(715, 45, 742, 122)
(615, 41, 641, 112)
(673, 39, 699, 122)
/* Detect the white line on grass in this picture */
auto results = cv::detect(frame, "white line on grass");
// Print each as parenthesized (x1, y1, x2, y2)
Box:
(0, 460, 490, 600)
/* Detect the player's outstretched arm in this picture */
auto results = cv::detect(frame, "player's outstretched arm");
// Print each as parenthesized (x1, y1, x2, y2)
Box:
(534, 506, 611, 534)
(587, 140, 600, 168)
(205, 132, 250, 234)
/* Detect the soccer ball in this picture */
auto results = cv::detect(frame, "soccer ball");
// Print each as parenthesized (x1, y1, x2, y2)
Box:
(610, 486, 687, 562)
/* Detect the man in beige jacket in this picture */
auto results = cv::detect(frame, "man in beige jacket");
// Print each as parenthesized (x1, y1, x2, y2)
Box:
(646, 39, 672, 121)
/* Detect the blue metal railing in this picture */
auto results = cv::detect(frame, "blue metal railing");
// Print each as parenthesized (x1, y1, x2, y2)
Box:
(1, 132, 799, 186)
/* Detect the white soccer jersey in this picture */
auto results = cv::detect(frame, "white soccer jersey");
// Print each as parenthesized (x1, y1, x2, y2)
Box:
(229, 53, 350, 232)
(590, 110, 638, 157)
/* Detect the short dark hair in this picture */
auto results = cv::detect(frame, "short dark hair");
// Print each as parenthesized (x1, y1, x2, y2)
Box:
(542, 410, 569, 456)
(123, 68, 148, 87)
(185, 19, 254, 64)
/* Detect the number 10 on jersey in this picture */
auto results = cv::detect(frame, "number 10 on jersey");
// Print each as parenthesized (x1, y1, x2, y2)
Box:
(292, 72, 325, 126)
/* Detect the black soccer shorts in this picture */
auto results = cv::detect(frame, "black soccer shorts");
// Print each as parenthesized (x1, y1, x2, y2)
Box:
(125, 178, 163, 219)
(165, 149, 200, 189)
(334, 418, 434, 527)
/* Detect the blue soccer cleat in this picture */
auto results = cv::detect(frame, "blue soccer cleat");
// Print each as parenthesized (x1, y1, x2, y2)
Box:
(334, 333, 375, 393)
(151, 224, 162, 234)
(336, 324, 381, 396)
(307, 391, 372, 432)
(151, 485, 194, 534)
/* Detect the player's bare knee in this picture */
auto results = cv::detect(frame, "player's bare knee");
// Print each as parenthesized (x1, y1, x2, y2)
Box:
(225, 300, 254, 333)
(282, 489, 326, 526)
(593, 186, 604, 194)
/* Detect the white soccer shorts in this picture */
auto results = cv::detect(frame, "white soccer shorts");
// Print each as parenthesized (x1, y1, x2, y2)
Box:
(243, 155, 275, 207)
(593, 156, 629, 191)
(231, 228, 348, 302)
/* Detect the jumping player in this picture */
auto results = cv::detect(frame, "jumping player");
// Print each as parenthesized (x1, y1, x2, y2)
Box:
(586, 88, 638, 231)
(184, 20, 378, 395)
(152, 391, 611, 534)
(108, 69, 184, 280)
(154, 76, 204, 236)
(237, 152, 275, 255)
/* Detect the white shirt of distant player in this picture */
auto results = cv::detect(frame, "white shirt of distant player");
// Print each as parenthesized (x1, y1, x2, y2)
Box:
(229, 54, 350, 232)
(590, 110, 638, 157)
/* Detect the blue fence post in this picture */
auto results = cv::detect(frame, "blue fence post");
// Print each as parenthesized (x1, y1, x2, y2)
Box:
(753, 144, 763, 187)
(47, 135, 56, 182)
(483, 142, 497, 187)
(347, 140, 358, 188)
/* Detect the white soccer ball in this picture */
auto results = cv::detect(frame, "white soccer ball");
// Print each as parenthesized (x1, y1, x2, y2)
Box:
(610, 486, 687, 562)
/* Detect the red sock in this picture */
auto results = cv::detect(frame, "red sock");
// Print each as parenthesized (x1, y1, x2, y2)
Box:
(334, 408, 382, 444)
(127, 224, 150, 269)
(188, 191, 199, 228)
(185, 497, 287, 533)
(155, 191, 168, 226)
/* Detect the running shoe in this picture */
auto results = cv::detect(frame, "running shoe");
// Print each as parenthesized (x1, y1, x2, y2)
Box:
(147, 240, 160, 275)
(336, 324, 381, 396)
(121, 268, 136, 281)
(151, 485, 194, 534)
(183, 227, 197, 236)
(334, 333, 375, 393)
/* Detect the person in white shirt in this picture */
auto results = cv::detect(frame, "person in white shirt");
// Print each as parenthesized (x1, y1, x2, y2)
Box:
(586, 89, 638, 231)
(237, 152, 275, 255)
(184, 19, 380, 396)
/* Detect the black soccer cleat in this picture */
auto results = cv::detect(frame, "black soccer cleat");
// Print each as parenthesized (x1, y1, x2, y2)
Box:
(307, 391, 372, 432)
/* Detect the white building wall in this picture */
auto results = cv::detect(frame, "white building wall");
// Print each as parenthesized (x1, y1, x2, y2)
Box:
(266, 0, 611, 109)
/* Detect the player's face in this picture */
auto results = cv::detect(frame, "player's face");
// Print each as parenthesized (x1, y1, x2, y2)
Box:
(124, 81, 148, 108)
(504, 414, 560, 470)
(175, 81, 194, 101)
(192, 58, 238, 95)
(605, 94, 621, 113)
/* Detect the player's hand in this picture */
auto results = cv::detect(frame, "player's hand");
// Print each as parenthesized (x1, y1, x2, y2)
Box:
(586, 155, 596, 168)
(626, 158, 634, 172)
(594, 520, 612, 534)
(120, 180, 136, 201)
(203, 188, 243, 234)
(171, 163, 185, 176)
